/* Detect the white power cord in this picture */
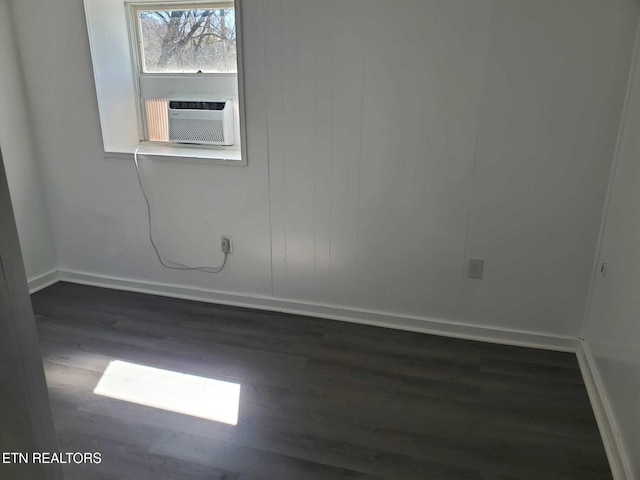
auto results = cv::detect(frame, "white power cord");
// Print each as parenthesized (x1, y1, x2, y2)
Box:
(133, 148, 228, 273)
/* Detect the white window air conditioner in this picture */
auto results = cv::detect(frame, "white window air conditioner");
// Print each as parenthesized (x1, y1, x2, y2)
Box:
(168, 100, 235, 146)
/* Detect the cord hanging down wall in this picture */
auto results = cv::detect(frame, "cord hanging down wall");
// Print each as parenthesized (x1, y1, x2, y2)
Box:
(133, 148, 229, 273)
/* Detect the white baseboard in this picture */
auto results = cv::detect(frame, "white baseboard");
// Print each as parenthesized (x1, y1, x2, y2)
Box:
(28, 269, 60, 294)
(56, 268, 579, 352)
(576, 341, 633, 480)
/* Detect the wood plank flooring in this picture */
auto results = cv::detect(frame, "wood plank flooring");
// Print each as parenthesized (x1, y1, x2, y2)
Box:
(32, 282, 611, 480)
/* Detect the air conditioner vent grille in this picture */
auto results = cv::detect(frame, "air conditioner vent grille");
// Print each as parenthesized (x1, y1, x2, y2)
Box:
(167, 99, 235, 146)
(169, 118, 225, 144)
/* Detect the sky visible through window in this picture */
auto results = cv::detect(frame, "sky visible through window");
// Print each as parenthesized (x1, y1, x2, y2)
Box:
(138, 6, 237, 73)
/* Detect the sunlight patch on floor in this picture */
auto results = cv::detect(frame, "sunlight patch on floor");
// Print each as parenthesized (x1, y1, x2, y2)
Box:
(94, 360, 240, 425)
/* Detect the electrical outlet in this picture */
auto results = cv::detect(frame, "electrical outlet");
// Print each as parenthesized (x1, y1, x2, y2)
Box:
(221, 235, 233, 254)
(468, 258, 484, 279)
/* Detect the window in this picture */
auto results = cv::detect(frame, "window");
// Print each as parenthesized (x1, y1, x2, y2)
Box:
(136, 6, 237, 74)
(83, 0, 245, 163)
(130, 3, 240, 146)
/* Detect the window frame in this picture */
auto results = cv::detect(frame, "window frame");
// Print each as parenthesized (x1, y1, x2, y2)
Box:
(126, 0, 242, 148)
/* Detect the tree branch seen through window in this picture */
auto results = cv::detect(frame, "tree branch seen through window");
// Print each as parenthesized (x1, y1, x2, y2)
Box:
(139, 7, 237, 73)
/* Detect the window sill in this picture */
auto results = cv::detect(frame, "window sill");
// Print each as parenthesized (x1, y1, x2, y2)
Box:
(104, 143, 245, 165)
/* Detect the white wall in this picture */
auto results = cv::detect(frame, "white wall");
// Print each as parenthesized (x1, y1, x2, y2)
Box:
(0, 0, 57, 283)
(9, 0, 639, 342)
(583, 22, 640, 479)
(10, 0, 274, 299)
(265, 0, 638, 338)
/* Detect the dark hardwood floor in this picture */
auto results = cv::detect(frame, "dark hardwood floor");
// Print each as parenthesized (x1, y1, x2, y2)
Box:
(32, 282, 611, 480)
